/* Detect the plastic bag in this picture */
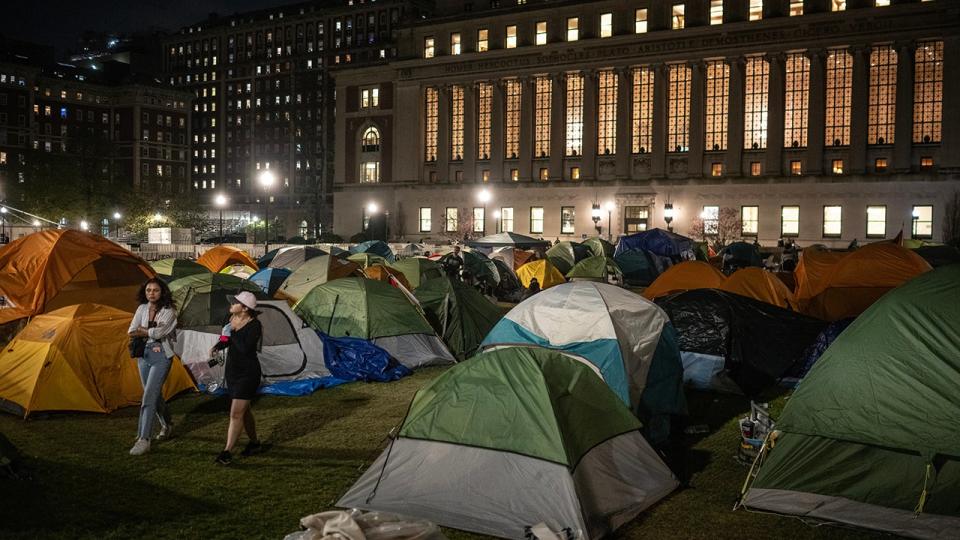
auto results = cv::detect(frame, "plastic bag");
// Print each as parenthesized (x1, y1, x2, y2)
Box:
(285, 509, 447, 540)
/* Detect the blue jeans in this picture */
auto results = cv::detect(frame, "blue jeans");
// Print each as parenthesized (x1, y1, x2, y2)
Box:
(137, 346, 172, 440)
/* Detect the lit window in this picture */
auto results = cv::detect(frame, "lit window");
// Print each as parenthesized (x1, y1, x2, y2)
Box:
(451, 85, 464, 160)
(781, 206, 800, 236)
(424, 37, 435, 58)
(635, 9, 648, 33)
(450, 33, 461, 55)
(505, 79, 522, 159)
(668, 64, 692, 152)
(826, 49, 853, 146)
(876, 0, 889, 5)
(672, 4, 685, 29)
(561, 206, 576, 234)
(565, 72, 584, 156)
(424, 87, 438, 161)
(785, 53, 810, 148)
(361, 127, 381, 152)
(474, 207, 485, 233)
(361, 161, 380, 183)
(477, 82, 492, 159)
(633, 67, 654, 154)
(482, 170, 490, 182)
(920, 156, 934, 169)
(535, 76, 552, 158)
(511, 169, 519, 181)
(869, 45, 897, 145)
(570, 167, 580, 180)
(505, 25, 517, 49)
(600, 13, 613, 38)
(445, 208, 459, 232)
(832, 159, 844, 174)
(866, 205, 886, 238)
(597, 70, 617, 155)
(711, 0, 724, 25)
(822, 206, 842, 237)
(912, 205, 933, 238)
(750, 162, 762, 176)
(790, 0, 804, 15)
(501, 207, 514, 232)
(711, 163, 723, 177)
(539, 168, 549, 181)
(749, 0, 763, 21)
(832, 0, 846, 11)
(744, 57, 769, 150)
(702, 206, 720, 235)
(875, 157, 888, 172)
(477, 29, 489, 52)
(567, 17, 579, 41)
(0, 152, 5, 164)
(789, 160, 803, 175)
(913, 41, 943, 144)
(530, 207, 544, 234)
(742, 206, 759, 236)
(705, 61, 729, 151)
(536, 21, 547, 45)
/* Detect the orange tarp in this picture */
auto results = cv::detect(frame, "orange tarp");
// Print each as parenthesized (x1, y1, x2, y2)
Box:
(0, 230, 154, 325)
(721, 267, 797, 309)
(364, 264, 413, 291)
(802, 243, 932, 321)
(197, 246, 258, 273)
(0, 304, 195, 417)
(793, 246, 849, 302)
(642, 261, 726, 300)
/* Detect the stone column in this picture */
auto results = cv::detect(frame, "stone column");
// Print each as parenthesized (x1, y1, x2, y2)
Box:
(582, 69, 598, 181)
(615, 66, 632, 180)
(806, 49, 826, 175)
(727, 56, 745, 177)
(519, 76, 534, 181)
(765, 52, 785, 176)
(893, 41, 915, 173)
(437, 84, 450, 182)
(651, 63, 667, 178)
(688, 60, 705, 178)
(549, 72, 566, 181)
(849, 45, 870, 174)
(491, 78, 505, 181)
(463, 82, 477, 182)
(941, 36, 960, 171)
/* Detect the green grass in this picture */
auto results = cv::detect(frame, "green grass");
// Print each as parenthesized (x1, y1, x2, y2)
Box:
(0, 368, 879, 540)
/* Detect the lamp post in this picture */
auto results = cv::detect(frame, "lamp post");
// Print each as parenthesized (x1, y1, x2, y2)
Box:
(113, 212, 122, 238)
(258, 170, 276, 252)
(591, 202, 602, 237)
(251, 215, 260, 246)
(0, 206, 7, 243)
(664, 203, 675, 232)
(604, 201, 615, 242)
(493, 210, 501, 234)
(477, 188, 491, 236)
(214, 194, 228, 244)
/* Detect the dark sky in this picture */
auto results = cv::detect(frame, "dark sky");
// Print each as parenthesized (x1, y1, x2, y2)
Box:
(3, 0, 291, 54)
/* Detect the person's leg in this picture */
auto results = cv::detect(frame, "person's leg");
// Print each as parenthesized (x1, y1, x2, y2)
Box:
(242, 405, 258, 443)
(136, 356, 152, 439)
(153, 356, 174, 436)
(137, 353, 164, 441)
(224, 399, 250, 453)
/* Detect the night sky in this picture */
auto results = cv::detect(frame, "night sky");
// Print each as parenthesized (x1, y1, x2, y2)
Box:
(3, 0, 290, 54)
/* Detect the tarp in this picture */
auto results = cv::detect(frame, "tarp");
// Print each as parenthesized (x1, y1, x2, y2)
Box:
(566, 255, 623, 282)
(614, 249, 660, 287)
(168, 273, 266, 332)
(742, 265, 960, 537)
(516, 259, 566, 289)
(267, 246, 329, 271)
(363, 264, 413, 290)
(615, 228, 696, 259)
(642, 261, 725, 300)
(349, 240, 395, 263)
(0, 230, 155, 325)
(546, 241, 591, 274)
(583, 237, 616, 258)
(276, 255, 362, 302)
(781, 318, 853, 384)
(415, 276, 503, 360)
(387, 257, 443, 289)
(0, 304, 195, 417)
(321, 333, 413, 383)
(720, 267, 797, 309)
(465, 232, 551, 249)
(196, 245, 258, 273)
(151, 258, 210, 282)
(249, 267, 291, 297)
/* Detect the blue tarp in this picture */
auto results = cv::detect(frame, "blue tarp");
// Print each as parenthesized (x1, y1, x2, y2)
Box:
(781, 318, 854, 387)
(349, 240, 395, 262)
(250, 267, 291, 296)
(615, 228, 696, 259)
(320, 332, 413, 382)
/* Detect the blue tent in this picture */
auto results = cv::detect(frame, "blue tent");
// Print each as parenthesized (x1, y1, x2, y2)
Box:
(249, 267, 291, 296)
(615, 228, 696, 259)
(349, 240, 395, 262)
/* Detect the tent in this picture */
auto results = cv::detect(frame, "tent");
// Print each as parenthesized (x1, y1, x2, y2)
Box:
(363, 264, 413, 291)
(719, 241, 763, 272)
(151, 258, 210, 282)
(465, 231, 551, 249)
(219, 264, 257, 279)
(802, 242, 931, 321)
(720, 267, 797, 309)
(516, 259, 566, 289)
(174, 299, 332, 396)
(433, 249, 500, 287)
(196, 245, 258, 273)
(415, 276, 503, 360)
(566, 255, 623, 283)
(489, 246, 537, 270)
(257, 247, 282, 269)
(349, 240, 395, 263)
(546, 241, 591, 274)
(614, 249, 660, 287)
(913, 244, 960, 268)
(583, 237, 615, 258)
(491, 259, 524, 301)
(0, 304, 195, 417)
(395, 243, 426, 258)
(276, 255, 362, 302)
(168, 273, 267, 333)
(347, 252, 388, 268)
(337, 346, 678, 540)
(267, 246, 329, 271)
(615, 228, 696, 259)
(792, 246, 849, 304)
(249, 267, 291, 297)
(656, 289, 826, 396)
(642, 261, 726, 300)
(482, 282, 686, 445)
(294, 277, 454, 369)
(387, 257, 444, 289)
(0, 230, 155, 325)
(741, 265, 960, 538)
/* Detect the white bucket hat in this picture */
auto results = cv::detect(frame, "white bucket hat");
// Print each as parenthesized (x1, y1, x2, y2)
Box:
(230, 291, 258, 311)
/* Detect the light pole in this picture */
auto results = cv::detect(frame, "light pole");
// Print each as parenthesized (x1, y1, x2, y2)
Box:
(251, 215, 260, 246)
(477, 188, 491, 236)
(214, 194, 228, 244)
(591, 203, 602, 237)
(258, 170, 276, 252)
(493, 210, 501, 234)
(0, 206, 7, 243)
(605, 201, 615, 242)
(664, 203, 675, 232)
(113, 212, 122, 239)
(365, 201, 379, 236)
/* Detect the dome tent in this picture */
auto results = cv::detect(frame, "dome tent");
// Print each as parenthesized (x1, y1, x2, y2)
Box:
(566, 255, 623, 283)
(516, 259, 566, 289)
(465, 231, 551, 250)
(276, 255, 362, 302)
(388, 257, 444, 289)
(415, 276, 503, 360)
(642, 261, 726, 300)
(546, 241, 591, 274)
(196, 245, 258, 273)
(168, 273, 266, 333)
(151, 258, 210, 283)
(266, 246, 328, 271)
(349, 240, 395, 263)
(720, 267, 797, 309)
(249, 267, 291, 297)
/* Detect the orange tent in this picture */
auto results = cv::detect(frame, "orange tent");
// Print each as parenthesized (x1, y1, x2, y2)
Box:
(642, 261, 726, 300)
(364, 264, 413, 291)
(0, 230, 154, 325)
(721, 267, 797, 309)
(793, 246, 849, 303)
(802, 242, 932, 321)
(197, 246, 258, 273)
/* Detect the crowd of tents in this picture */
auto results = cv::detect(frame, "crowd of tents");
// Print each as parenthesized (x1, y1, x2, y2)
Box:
(0, 226, 957, 539)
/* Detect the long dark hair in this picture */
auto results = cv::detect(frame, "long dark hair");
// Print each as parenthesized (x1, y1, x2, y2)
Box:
(137, 277, 176, 310)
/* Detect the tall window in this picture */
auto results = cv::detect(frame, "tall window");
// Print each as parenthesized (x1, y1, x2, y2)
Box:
(505, 79, 522, 159)
(781, 206, 800, 236)
(633, 67, 654, 154)
(473, 208, 485, 233)
(825, 49, 853, 146)
(744, 56, 770, 150)
(477, 29, 489, 52)
(742, 206, 759, 236)
(561, 206, 576, 234)
(866, 205, 886, 238)
(823, 205, 842, 237)
(635, 9, 648, 33)
(600, 13, 613, 38)
(450, 33, 461, 55)
(535, 76, 552, 158)
(445, 207, 459, 232)
(505, 25, 517, 49)
(501, 207, 514, 232)
(424, 37, 435, 58)
(913, 41, 943, 144)
(567, 17, 579, 41)
(672, 4, 685, 29)
(912, 205, 933, 238)
(711, 0, 724, 25)
(790, 0, 803, 15)
(451, 85, 464, 160)
(784, 53, 810, 148)
(419, 207, 432, 232)
(536, 21, 547, 45)
(361, 127, 381, 152)
(668, 64, 692, 152)
(361, 161, 379, 183)
(869, 45, 897, 145)
(749, 0, 763, 21)
(597, 70, 617, 155)
(705, 61, 730, 151)
(702, 206, 720, 235)
(566, 73, 584, 156)
(530, 207, 544, 234)
(624, 207, 649, 233)
(477, 82, 492, 159)
(424, 87, 438, 161)
(832, 0, 846, 11)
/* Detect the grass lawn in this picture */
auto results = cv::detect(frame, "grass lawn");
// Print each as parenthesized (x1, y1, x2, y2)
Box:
(0, 367, 879, 540)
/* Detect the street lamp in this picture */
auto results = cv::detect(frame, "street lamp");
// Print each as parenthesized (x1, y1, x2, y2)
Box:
(214, 193, 228, 244)
(605, 201, 615, 242)
(113, 212, 122, 238)
(493, 210, 501, 234)
(477, 188, 491, 235)
(664, 203, 675, 232)
(0, 206, 7, 243)
(258, 170, 276, 252)
(153, 212, 164, 224)
(80, 220, 89, 232)
(591, 203, 602, 236)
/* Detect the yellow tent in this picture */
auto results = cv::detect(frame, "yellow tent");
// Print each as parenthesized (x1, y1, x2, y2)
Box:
(197, 245, 258, 273)
(516, 259, 566, 289)
(0, 304, 195, 418)
(720, 267, 797, 309)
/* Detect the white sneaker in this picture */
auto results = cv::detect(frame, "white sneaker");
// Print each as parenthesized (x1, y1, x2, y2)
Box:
(129, 439, 151, 456)
(155, 422, 173, 441)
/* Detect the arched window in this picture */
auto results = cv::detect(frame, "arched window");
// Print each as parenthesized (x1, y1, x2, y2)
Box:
(299, 220, 309, 238)
(361, 126, 380, 152)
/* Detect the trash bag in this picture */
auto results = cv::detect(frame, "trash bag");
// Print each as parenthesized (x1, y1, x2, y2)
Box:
(320, 333, 413, 383)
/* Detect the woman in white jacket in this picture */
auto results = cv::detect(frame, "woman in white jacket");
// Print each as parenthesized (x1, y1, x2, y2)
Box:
(127, 278, 178, 456)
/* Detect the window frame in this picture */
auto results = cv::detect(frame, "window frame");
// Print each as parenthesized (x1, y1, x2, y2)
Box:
(741, 205, 759, 237)
(866, 205, 886, 239)
(530, 206, 544, 234)
(419, 207, 432, 233)
(560, 206, 576, 234)
(781, 205, 800, 237)
(911, 205, 933, 239)
(822, 205, 843, 238)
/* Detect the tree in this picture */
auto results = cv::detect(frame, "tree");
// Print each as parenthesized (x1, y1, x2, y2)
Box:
(944, 191, 960, 249)
(689, 206, 742, 252)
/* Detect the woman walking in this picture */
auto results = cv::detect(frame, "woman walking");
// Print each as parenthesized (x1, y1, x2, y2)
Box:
(211, 291, 265, 465)
(127, 278, 178, 456)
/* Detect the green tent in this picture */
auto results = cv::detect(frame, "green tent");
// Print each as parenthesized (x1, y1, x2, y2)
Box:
(388, 257, 443, 289)
(347, 252, 387, 269)
(566, 255, 623, 282)
(414, 276, 503, 360)
(583, 237, 615, 258)
(294, 277, 454, 368)
(338, 346, 678, 539)
(168, 273, 266, 332)
(276, 255, 360, 302)
(741, 264, 960, 537)
(150, 258, 210, 282)
(546, 241, 590, 274)
(614, 249, 660, 287)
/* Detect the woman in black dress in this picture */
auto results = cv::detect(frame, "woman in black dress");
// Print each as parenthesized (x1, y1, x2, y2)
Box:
(210, 291, 264, 464)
